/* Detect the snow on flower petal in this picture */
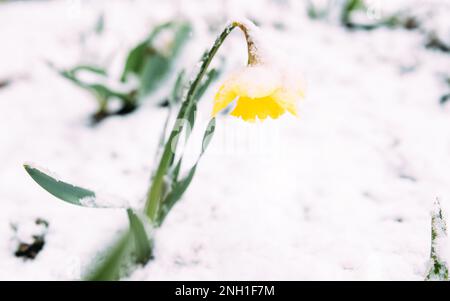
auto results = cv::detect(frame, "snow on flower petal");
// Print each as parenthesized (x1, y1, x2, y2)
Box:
(212, 65, 304, 122)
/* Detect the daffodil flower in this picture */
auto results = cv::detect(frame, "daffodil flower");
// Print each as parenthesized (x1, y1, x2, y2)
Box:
(212, 21, 305, 122)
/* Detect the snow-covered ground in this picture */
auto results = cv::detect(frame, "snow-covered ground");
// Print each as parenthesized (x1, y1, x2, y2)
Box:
(1, 0, 450, 280)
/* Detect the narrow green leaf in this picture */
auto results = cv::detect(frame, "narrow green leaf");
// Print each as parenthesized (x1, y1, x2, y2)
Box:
(138, 23, 191, 98)
(170, 69, 186, 105)
(126, 209, 153, 264)
(158, 165, 197, 225)
(158, 118, 216, 224)
(169, 22, 191, 58)
(24, 164, 95, 206)
(159, 66, 217, 182)
(120, 21, 191, 101)
(24, 164, 128, 208)
(85, 210, 154, 281)
(201, 118, 216, 154)
(70, 65, 108, 76)
(170, 157, 183, 183)
(120, 22, 174, 82)
(138, 54, 170, 97)
(342, 0, 364, 24)
(120, 43, 148, 82)
(56, 64, 133, 108)
(84, 231, 133, 281)
(153, 69, 187, 177)
(185, 103, 197, 140)
(193, 68, 220, 101)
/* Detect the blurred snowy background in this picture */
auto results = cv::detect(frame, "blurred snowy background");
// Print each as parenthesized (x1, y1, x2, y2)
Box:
(1, 0, 450, 280)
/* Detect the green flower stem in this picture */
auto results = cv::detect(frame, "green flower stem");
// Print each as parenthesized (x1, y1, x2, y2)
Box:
(144, 21, 248, 222)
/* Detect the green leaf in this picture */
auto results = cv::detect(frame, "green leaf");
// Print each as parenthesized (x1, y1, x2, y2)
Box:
(127, 209, 153, 264)
(56, 64, 134, 111)
(138, 54, 171, 97)
(24, 164, 95, 206)
(70, 65, 108, 76)
(84, 231, 133, 281)
(138, 23, 191, 98)
(60, 70, 126, 100)
(170, 155, 183, 184)
(155, 66, 218, 181)
(341, 0, 365, 25)
(169, 22, 191, 58)
(85, 210, 153, 281)
(157, 118, 216, 224)
(153, 69, 187, 170)
(170, 69, 186, 105)
(158, 164, 197, 225)
(185, 103, 197, 139)
(201, 118, 216, 154)
(122, 22, 191, 99)
(120, 22, 174, 81)
(24, 164, 128, 208)
(120, 43, 151, 83)
(193, 68, 220, 101)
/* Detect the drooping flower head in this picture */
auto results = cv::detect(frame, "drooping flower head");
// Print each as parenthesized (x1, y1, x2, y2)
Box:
(212, 20, 305, 122)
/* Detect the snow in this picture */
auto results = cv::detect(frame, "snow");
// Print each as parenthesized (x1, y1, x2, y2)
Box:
(11, 217, 48, 246)
(24, 162, 63, 182)
(78, 193, 131, 209)
(223, 65, 283, 98)
(1, 0, 450, 281)
(152, 27, 178, 56)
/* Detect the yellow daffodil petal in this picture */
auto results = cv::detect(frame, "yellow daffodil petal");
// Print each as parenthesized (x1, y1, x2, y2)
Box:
(230, 95, 286, 122)
(211, 64, 305, 122)
(271, 88, 302, 117)
(212, 83, 237, 117)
